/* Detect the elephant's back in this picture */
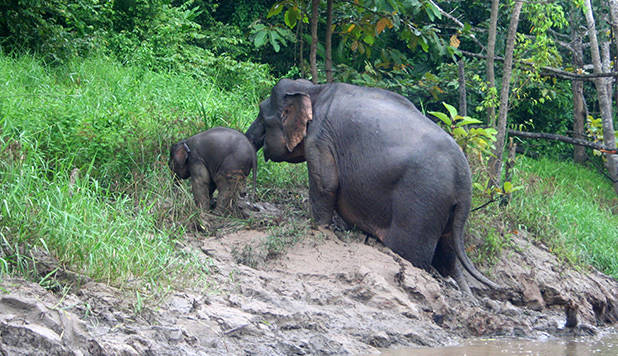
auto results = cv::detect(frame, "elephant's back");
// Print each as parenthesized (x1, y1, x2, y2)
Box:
(320, 84, 449, 148)
(188, 127, 255, 174)
(192, 127, 253, 151)
(319, 84, 464, 168)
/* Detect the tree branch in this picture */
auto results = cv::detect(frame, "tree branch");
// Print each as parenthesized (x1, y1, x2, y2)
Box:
(508, 129, 617, 153)
(460, 50, 618, 80)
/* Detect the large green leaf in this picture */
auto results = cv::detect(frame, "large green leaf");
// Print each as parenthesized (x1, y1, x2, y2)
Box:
(456, 117, 482, 127)
(253, 30, 267, 48)
(363, 34, 376, 45)
(284, 7, 300, 29)
(419, 37, 429, 52)
(270, 31, 281, 52)
(428, 111, 451, 126)
(442, 102, 458, 119)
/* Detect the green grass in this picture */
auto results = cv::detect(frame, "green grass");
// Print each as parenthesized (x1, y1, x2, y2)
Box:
(470, 155, 617, 279)
(0, 53, 307, 292)
(0, 135, 204, 291)
(0, 55, 267, 179)
(507, 156, 617, 278)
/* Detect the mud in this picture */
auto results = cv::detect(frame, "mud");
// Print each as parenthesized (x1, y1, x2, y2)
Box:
(1, 202, 617, 355)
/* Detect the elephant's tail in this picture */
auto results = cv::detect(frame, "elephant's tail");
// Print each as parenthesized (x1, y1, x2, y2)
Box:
(452, 202, 501, 290)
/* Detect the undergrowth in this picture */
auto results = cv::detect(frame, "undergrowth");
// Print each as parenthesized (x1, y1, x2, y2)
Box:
(0, 53, 307, 294)
(1, 53, 615, 296)
(468, 156, 617, 279)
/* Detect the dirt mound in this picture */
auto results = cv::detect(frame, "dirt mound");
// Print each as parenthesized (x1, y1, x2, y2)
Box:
(1, 226, 617, 355)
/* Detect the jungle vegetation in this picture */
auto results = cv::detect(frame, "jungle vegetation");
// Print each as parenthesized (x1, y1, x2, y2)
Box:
(0, 1, 616, 297)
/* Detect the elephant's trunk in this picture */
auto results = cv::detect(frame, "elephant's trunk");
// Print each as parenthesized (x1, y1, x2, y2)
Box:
(245, 118, 265, 152)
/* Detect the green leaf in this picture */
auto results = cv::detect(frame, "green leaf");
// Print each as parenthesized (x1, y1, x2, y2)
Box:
(270, 31, 281, 52)
(456, 117, 482, 127)
(428, 2, 442, 20)
(267, 3, 284, 18)
(428, 111, 451, 126)
(453, 127, 467, 137)
(284, 7, 300, 29)
(503, 181, 513, 194)
(425, 5, 435, 21)
(252, 23, 266, 31)
(419, 37, 429, 52)
(253, 30, 267, 48)
(363, 34, 375, 45)
(442, 102, 458, 119)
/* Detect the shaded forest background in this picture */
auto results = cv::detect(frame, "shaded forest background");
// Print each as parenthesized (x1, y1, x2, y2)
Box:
(2, 1, 617, 165)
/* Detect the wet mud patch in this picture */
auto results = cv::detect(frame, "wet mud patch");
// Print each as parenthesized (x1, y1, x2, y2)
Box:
(1, 206, 617, 354)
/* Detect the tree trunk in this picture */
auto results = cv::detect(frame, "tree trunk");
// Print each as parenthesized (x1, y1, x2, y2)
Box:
(299, 11, 305, 78)
(570, 13, 587, 164)
(602, 41, 613, 119)
(294, 8, 300, 70)
(458, 59, 467, 116)
(489, 0, 523, 186)
(501, 138, 517, 207)
(610, 0, 618, 116)
(310, 0, 319, 84)
(486, 0, 500, 127)
(583, 0, 618, 194)
(325, 0, 333, 82)
(572, 79, 588, 163)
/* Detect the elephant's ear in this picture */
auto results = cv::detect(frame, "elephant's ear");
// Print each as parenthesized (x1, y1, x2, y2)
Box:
(173, 143, 189, 165)
(282, 92, 312, 152)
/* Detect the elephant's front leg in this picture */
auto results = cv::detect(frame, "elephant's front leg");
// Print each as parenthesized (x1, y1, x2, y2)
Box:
(189, 164, 211, 209)
(306, 144, 338, 226)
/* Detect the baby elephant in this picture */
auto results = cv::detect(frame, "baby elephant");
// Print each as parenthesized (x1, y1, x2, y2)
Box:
(169, 127, 257, 215)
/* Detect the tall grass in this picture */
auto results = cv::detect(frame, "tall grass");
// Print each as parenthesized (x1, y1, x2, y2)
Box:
(507, 156, 617, 278)
(0, 141, 196, 287)
(0, 54, 306, 290)
(0, 55, 264, 179)
(469, 155, 617, 279)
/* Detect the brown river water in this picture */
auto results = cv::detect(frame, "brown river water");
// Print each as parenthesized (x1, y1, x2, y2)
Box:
(379, 331, 618, 356)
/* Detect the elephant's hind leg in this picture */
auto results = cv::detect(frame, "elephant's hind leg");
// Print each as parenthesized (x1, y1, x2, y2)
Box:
(383, 210, 442, 271)
(213, 171, 246, 216)
(432, 232, 472, 295)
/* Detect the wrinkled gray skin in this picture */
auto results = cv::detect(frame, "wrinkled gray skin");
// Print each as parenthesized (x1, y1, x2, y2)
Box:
(169, 127, 257, 215)
(245, 79, 498, 294)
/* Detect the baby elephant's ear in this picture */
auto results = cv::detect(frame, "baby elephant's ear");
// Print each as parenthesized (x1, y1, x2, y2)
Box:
(282, 92, 312, 152)
(173, 143, 189, 164)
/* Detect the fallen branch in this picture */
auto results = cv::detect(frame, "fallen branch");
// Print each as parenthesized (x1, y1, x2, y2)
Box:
(508, 129, 617, 153)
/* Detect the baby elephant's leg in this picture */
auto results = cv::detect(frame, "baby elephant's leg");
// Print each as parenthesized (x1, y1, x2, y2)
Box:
(213, 170, 246, 216)
(190, 164, 212, 209)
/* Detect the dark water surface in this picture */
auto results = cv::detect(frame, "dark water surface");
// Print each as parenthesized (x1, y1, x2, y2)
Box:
(379, 331, 618, 356)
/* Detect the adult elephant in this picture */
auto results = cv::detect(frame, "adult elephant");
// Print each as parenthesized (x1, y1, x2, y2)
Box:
(246, 78, 498, 294)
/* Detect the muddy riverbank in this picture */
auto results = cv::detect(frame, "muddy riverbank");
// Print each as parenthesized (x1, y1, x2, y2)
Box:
(1, 202, 617, 355)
